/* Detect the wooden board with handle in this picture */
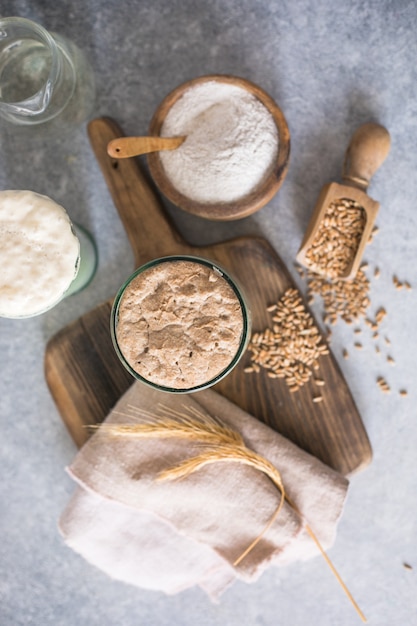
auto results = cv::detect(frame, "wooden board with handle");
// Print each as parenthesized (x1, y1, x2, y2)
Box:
(44, 117, 372, 475)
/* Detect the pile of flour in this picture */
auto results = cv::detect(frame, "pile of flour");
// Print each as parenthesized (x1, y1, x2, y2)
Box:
(159, 81, 279, 204)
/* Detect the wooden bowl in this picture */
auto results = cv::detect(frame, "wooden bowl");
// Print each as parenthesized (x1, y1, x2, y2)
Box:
(147, 75, 290, 221)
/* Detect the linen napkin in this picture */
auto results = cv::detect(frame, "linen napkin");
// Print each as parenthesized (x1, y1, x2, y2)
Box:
(60, 383, 349, 598)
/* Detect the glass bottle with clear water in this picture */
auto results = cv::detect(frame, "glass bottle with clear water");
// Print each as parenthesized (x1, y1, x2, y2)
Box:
(0, 16, 95, 132)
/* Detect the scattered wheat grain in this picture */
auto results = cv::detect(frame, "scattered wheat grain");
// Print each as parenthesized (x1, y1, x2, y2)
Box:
(306, 268, 370, 324)
(376, 307, 387, 323)
(246, 288, 328, 391)
(377, 376, 390, 393)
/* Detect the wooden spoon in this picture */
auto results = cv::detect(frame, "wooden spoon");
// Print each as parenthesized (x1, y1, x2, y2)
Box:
(107, 136, 185, 159)
(296, 122, 391, 280)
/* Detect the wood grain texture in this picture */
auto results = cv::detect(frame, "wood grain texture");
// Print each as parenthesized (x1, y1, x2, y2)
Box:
(44, 117, 372, 475)
(107, 135, 185, 159)
(342, 122, 391, 189)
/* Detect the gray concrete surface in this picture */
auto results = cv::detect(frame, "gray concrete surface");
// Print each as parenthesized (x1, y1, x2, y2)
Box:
(0, 1, 416, 624)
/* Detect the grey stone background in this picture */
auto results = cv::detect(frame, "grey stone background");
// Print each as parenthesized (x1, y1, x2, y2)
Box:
(0, 1, 416, 624)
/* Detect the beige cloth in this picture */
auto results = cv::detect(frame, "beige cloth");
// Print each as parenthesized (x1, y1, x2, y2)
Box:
(60, 384, 349, 599)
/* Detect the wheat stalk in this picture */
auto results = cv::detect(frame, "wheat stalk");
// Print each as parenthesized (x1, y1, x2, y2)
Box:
(93, 404, 366, 622)
(95, 404, 286, 564)
(107, 403, 243, 446)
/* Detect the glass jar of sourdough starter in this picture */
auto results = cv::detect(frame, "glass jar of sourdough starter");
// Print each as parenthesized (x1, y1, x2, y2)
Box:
(0, 17, 95, 129)
(111, 255, 251, 393)
(0, 190, 97, 319)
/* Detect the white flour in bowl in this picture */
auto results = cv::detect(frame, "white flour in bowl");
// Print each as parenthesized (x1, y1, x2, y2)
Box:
(159, 81, 279, 204)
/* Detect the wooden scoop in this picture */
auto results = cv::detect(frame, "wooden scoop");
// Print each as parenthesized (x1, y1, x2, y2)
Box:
(296, 122, 391, 280)
(107, 135, 185, 158)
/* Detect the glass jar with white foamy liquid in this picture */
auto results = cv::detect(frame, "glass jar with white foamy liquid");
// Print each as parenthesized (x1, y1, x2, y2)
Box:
(0, 17, 95, 131)
(0, 190, 97, 319)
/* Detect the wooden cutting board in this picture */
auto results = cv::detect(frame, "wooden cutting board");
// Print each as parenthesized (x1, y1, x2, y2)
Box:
(44, 117, 372, 476)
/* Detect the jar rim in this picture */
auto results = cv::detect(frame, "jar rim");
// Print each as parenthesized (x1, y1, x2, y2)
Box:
(110, 255, 251, 393)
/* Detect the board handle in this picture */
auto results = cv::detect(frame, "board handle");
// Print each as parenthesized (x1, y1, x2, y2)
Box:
(88, 117, 188, 266)
(342, 122, 391, 190)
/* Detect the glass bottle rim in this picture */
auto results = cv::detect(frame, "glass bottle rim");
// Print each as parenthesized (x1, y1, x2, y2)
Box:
(111, 255, 251, 394)
(0, 17, 62, 117)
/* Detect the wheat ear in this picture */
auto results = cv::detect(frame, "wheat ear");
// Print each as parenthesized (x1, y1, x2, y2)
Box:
(94, 404, 285, 564)
(94, 404, 366, 622)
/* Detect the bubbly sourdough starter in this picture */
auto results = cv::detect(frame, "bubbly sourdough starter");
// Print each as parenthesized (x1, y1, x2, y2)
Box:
(115, 259, 245, 389)
(0, 190, 80, 318)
